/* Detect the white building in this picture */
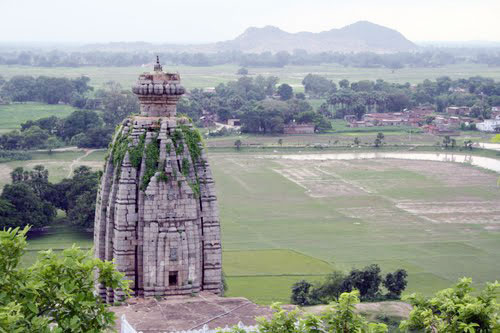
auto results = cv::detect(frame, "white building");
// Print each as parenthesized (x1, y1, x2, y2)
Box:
(476, 119, 500, 132)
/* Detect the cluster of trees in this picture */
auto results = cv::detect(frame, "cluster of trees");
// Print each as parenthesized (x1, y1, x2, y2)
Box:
(0, 75, 92, 104)
(180, 76, 331, 134)
(0, 165, 99, 229)
(2, 48, 500, 68)
(322, 76, 500, 120)
(0, 81, 139, 150)
(291, 265, 407, 306)
(222, 278, 499, 333)
(0, 226, 129, 332)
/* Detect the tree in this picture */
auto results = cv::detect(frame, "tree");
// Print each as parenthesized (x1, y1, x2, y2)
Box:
(236, 67, 248, 75)
(45, 136, 63, 154)
(400, 278, 500, 332)
(295, 92, 306, 100)
(309, 271, 347, 304)
(291, 280, 313, 306)
(54, 166, 99, 228)
(383, 269, 408, 299)
(234, 139, 242, 150)
(100, 90, 139, 126)
(339, 79, 350, 89)
(442, 135, 451, 148)
(277, 83, 293, 101)
(464, 139, 474, 150)
(0, 226, 130, 332)
(0, 183, 56, 229)
(342, 264, 382, 301)
(319, 291, 387, 333)
(302, 74, 336, 97)
(374, 133, 384, 148)
(60, 110, 102, 140)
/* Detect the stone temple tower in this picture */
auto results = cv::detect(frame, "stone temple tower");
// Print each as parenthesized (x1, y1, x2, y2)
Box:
(94, 58, 222, 303)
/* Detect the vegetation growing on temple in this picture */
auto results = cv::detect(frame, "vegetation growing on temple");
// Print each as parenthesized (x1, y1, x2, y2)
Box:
(141, 134, 160, 190)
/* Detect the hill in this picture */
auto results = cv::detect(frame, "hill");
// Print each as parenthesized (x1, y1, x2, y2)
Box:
(79, 21, 417, 54)
(217, 21, 417, 53)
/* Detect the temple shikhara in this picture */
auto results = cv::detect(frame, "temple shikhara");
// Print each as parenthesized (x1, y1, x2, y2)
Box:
(94, 58, 222, 303)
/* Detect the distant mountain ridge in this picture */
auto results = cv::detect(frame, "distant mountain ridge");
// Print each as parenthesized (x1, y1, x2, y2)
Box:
(216, 21, 417, 53)
(80, 21, 417, 54)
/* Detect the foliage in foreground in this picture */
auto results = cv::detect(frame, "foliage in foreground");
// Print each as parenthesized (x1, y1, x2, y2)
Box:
(0, 226, 130, 332)
(220, 291, 388, 333)
(401, 277, 500, 333)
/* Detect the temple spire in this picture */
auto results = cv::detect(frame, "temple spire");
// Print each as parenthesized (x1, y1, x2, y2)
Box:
(154, 55, 162, 72)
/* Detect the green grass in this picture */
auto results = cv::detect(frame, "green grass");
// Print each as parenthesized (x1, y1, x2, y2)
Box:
(223, 249, 333, 276)
(2, 64, 500, 90)
(0, 103, 76, 131)
(23, 224, 93, 267)
(211, 152, 500, 303)
(226, 275, 326, 304)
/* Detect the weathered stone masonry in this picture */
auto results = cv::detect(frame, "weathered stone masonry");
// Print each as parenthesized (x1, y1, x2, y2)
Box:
(94, 59, 222, 303)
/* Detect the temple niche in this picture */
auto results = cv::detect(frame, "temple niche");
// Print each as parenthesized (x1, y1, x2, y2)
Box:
(94, 58, 222, 303)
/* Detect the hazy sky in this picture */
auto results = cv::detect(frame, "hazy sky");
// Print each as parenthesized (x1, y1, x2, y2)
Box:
(1, 0, 499, 43)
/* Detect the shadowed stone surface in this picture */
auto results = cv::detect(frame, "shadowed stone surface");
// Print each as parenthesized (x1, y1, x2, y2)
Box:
(94, 60, 222, 303)
(112, 292, 275, 332)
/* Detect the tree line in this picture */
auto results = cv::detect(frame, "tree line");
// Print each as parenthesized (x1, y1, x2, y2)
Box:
(180, 75, 332, 134)
(312, 75, 500, 121)
(2, 48, 500, 68)
(0, 165, 99, 229)
(291, 264, 408, 306)
(0, 79, 139, 150)
(0, 75, 92, 104)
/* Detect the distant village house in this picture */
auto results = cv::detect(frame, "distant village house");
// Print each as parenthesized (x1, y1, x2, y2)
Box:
(284, 123, 315, 134)
(445, 106, 471, 116)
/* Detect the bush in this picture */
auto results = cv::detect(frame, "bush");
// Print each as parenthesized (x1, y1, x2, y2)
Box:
(222, 291, 388, 333)
(401, 278, 500, 332)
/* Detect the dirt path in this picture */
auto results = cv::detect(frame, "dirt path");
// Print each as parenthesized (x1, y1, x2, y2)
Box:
(67, 149, 95, 177)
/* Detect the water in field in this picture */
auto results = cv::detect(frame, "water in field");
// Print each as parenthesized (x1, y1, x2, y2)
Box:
(267, 152, 500, 173)
(477, 143, 500, 152)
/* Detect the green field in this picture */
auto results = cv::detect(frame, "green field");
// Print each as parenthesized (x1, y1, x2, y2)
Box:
(2, 63, 500, 90)
(3, 147, 500, 305)
(0, 103, 76, 133)
(212, 153, 500, 303)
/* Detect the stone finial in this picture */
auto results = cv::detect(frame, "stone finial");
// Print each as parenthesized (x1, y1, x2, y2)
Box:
(154, 55, 162, 72)
(131, 57, 186, 117)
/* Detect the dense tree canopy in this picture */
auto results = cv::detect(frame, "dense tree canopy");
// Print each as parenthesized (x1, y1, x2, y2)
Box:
(0, 75, 92, 104)
(0, 165, 100, 229)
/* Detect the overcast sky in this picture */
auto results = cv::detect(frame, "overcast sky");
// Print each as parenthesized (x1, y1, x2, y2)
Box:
(1, 0, 499, 43)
